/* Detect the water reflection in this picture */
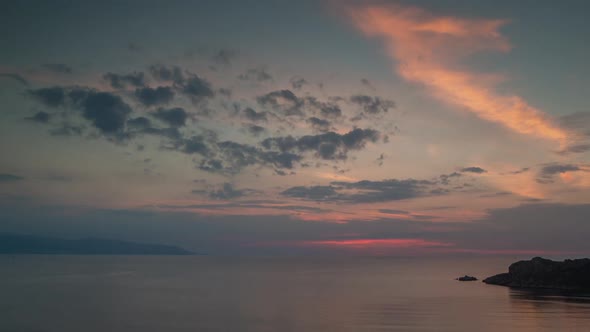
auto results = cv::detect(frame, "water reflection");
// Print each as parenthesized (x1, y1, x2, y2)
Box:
(510, 288, 590, 304)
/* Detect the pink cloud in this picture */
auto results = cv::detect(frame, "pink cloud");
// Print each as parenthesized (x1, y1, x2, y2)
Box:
(344, 4, 569, 144)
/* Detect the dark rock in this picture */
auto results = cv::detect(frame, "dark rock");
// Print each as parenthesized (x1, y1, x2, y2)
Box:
(483, 257, 590, 290)
(456, 275, 478, 281)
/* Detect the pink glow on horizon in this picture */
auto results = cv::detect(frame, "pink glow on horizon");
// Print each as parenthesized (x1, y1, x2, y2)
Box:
(301, 238, 453, 248)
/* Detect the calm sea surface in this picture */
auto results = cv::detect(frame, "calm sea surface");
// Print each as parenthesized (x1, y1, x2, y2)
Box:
(1, 255, 590, 331)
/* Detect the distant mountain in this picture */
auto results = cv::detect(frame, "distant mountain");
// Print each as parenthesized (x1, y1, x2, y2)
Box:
(0, 233, 194, 255)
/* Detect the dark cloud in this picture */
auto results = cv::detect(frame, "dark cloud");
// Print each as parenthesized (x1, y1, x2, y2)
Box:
(0, 73, 29, 86)
(242, 108, 267, 122)
(378, 209, 409, 215)
(257, 89, 304, 116)
(80, 91, 132, 134)
(246, 124, 266, 136)
(307, 117, 331, 132)
(135, 86, 174, 106)
(282, 186, 339, 201)
(29, 86, 66, 107)
(211, 49, 237, 66)
(261, 128, 380, 160)
(181, 75, 214, 101)
(216, 141, 301, 171)
(126, 117, 152, 130)
(290, 76, 308, 90)
(198, 159, 223, 172)
(151, 107, 188, 127)
(218, 88, 232, 97)
(189, 140, 304, 174)
(238, 67, 273, 82)
(282, 178, 438, 203)
(361, 78, 375, 90)
(42, 63, 73, 74)
(439, 172, 461, 185)
(208, 183, 245, 200)
(559, 144, 590, 155)
(0, 174, 24, 182)
(460, 167, 487, 174)
(149, 65, 185, 84)
(510, 167, 530, 175)
(350, 95, 395, 114)
(25, 111, 50, 123)
(305, 97, 342, 118)
(535, 163, 584, 184)
(540, 164, 580, 176)
(49, 123, 84, 136)
(140, 127, 182, 140)
(103, 72, 145, 89)
(560, 112, 590, 135)
(179, 136, 209, 156)
(332, 178, 436, 203)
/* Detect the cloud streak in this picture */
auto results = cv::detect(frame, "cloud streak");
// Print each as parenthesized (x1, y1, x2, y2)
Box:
(344, 4, 568, 144)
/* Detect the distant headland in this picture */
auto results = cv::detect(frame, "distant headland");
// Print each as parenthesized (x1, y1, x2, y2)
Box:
(483, 257, 590, 291)
(0, 233, 194, 255)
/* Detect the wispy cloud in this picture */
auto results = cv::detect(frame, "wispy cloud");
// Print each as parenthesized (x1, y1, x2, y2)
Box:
(344, 4, 568, 144)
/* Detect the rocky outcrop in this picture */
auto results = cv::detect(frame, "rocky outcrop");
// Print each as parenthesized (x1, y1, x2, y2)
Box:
(483, 257, 590, 290)
(456, 275, 477, 281)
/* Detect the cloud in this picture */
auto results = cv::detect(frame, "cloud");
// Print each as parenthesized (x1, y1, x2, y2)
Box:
(560, 144, 590, 154)
(0, 174, 24, 182)
(281, 186, 339, 201)
(149, 65, 185, 84)
(135, 86, 174, 106)
(126, 117, 152, 129)
(140, 127, 182, 140)
(350, 95, 395, 114)
(242, 108, 268, 122)
(332, 178, 437, 203)
(540, 164, 580, 176)
(180, 75, 214, 101)
(361, 78, 375, 90)
(238, 67, 273, 82)
(179, 136, 210, 156)
(533, 163, 586, 184)
(246, 124, 266, 136)
(290, 76, 308, 90)
(282, 178, 439, 203)
(207, 183, 245, 200)
(305, 97, 343, 118)
(261, 128, 380, 160)
(257, 89, 304, 116)
(211, 49, 238, 66)
(344, 3, 568, 143)
(307, 117, 331, 132)
(41, 63, 73, 74)
(79, 90, 133, 134)
(29, 86, 66, 107)
(460, 167, 487, 174)
(25, 111, 50, 123)
(0, 73, 29, 86)
(103, 72, 145, 89)
(151, 107, 188, 127)
(49, 123, 84, 136)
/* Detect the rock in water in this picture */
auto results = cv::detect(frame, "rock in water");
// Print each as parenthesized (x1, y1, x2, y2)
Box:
(483, 257, 590, 290)
(456, 275, 477, 281)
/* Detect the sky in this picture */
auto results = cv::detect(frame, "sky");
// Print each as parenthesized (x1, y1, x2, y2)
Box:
(1, 0, 590, 256)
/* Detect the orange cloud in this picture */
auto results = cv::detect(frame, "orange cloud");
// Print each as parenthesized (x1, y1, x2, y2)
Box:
(345, 4, 568, 144)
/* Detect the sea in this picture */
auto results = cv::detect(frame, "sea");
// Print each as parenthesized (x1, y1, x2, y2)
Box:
(1, 255, 590, 332)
